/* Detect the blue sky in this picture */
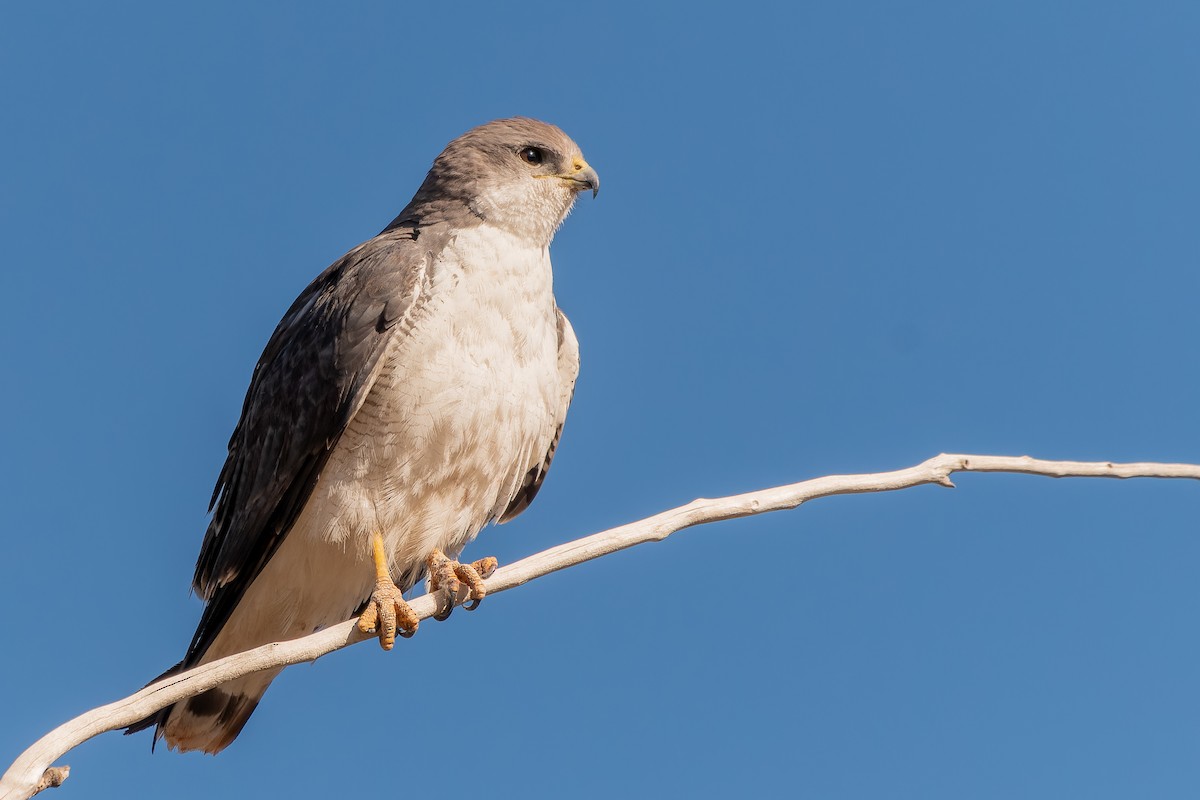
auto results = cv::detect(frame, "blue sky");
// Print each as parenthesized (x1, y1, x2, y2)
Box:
(2, 2, 1199, 797)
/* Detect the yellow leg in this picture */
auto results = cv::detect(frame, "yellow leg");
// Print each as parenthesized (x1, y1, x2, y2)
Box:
(371, 531, 390, 581)
(357, 531, 419, 650)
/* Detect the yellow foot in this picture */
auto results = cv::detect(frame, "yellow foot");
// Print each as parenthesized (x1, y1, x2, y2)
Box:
(357, 576, 420, 651)
(427, 550, 499, 621)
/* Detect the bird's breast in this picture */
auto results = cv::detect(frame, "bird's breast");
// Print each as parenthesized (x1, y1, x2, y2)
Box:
(310, 226, 563, 571)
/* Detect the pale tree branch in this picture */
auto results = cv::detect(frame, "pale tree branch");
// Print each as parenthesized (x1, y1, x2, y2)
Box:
(4, 453, 1199, 799)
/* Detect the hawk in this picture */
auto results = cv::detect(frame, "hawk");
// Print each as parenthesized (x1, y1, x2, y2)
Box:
(128, 118, 598, 753)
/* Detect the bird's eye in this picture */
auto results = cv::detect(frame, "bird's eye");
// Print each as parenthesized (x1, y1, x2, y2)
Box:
(519, 146, 544, 165)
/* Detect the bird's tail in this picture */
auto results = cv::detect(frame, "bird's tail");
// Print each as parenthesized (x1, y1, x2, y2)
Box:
(125, 667, 282, 754)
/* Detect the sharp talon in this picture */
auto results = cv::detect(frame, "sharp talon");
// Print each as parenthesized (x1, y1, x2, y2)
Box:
(453, 560, 488, 610)
(423, 548, 498, 620)
(398, 627, 416, 639)
(433, 599, 454, 622)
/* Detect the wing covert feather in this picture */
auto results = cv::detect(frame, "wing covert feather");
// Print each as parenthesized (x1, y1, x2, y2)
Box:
(499, 307, 579, 522)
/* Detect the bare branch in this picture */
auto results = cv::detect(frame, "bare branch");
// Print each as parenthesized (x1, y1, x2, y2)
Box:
(3, 453, 1198, 799)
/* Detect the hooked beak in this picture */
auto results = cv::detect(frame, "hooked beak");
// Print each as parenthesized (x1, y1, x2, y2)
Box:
(563, 157, 600, 198)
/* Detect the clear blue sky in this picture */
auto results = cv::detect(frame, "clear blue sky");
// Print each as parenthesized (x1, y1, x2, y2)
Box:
(3, 2, 1199, 797)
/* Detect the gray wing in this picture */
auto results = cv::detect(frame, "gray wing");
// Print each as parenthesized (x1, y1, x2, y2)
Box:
(183, 226, 437, 665)
(499, 308, 580, 522)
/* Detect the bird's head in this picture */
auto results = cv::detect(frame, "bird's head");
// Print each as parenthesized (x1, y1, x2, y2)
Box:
(402, 117, 599, 247)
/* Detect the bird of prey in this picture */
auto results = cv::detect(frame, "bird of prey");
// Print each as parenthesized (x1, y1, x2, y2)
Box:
(128, 117, 598, 753)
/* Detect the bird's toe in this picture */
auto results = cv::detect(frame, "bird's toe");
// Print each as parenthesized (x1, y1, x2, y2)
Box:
(427, 550, 498, 618)
(358, 577, 418, 650)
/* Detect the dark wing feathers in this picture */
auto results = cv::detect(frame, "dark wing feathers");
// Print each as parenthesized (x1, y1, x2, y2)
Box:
(184, 227, 435, 666)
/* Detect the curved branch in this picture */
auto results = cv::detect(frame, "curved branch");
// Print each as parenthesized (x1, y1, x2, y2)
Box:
(4, 453, 1199, 799)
